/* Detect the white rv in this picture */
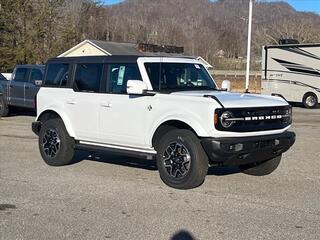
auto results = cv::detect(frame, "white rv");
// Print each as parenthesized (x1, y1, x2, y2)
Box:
(262, 43, 320, 108)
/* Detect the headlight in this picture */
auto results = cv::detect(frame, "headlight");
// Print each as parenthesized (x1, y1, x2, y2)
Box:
(220, 111, 235, 128)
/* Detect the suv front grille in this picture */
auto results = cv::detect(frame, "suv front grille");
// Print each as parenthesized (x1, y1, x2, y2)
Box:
(215, 106, 292, 132)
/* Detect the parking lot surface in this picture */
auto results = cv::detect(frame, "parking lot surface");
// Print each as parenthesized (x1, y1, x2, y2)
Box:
(0, 108, 320, 240)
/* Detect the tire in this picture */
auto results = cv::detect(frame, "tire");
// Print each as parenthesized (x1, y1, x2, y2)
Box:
(0, 96, 9, 117)
(303, 92, 318, 109)
(240, 155, 282, 176)
(156, 129, 208, 189)
(39, 118, 75, 166)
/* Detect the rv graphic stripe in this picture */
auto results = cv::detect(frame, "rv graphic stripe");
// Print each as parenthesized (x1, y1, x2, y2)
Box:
(263, 78, 320, 91)
(285, 47, 320, 61)
(272, 58, 320, 77)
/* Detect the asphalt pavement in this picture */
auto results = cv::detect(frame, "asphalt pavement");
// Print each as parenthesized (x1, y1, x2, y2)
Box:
(0, 107, 319, 240)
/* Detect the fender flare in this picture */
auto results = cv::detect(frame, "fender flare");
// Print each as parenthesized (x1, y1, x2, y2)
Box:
(37, 108, 76, 138)
(148, 115, 209, 146)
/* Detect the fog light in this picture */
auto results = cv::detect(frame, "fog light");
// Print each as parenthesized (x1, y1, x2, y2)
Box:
(224, 143, 243, 152)
(234, 143, 243, 152)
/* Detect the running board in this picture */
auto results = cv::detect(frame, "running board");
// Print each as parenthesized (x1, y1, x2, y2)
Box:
(75, 142, 156, 160)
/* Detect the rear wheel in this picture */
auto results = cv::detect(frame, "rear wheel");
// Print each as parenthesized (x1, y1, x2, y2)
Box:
(156, 129, 208, 189)
(39, 118, 75, 166)
(303, 92, 318, 109)
(240, 155, 282, 176)
(0, 96, 9, 117)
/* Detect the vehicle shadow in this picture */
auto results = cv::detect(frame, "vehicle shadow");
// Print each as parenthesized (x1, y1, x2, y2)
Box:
(72, 150, 241, 175)
(72, 150, 158, 171)
(207, 166, 241, 176)
(170, 230, 195, 240)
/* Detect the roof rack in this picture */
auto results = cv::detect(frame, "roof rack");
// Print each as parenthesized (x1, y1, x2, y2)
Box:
(138, 43, 184, 54)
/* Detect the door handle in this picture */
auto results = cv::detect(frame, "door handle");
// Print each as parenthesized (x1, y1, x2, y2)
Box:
(25, 86, 30, 89)
(66, 99, 77, 105)
(9, 85, 14, 88)
(100, 102, 112, 108)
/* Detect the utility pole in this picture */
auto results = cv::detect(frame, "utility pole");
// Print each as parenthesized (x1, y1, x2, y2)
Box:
(245, 0, 254, 92)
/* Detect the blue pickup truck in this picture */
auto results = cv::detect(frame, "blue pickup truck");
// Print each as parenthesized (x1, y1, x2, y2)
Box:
(0, 65, 45, 117)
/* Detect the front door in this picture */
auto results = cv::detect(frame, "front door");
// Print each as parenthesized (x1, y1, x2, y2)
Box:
(99, 63, 152, 148)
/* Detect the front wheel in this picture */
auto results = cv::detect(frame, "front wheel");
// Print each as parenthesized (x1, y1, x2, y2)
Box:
(156, 129, 208, 189)
(39, 118, 75, 166)
(240, 155, 282, 176)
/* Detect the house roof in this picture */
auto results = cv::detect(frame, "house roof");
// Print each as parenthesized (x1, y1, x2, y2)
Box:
(89, 40, 142, 55)
(58, 39, 188, 58)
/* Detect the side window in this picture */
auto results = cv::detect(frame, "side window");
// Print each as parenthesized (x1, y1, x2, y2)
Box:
(74, 63, 103, 93)
(108, 63, 142, 94)
(30, 69, 43, 83)
(13, 68, 28, 82)
(45, 63, 69, 87)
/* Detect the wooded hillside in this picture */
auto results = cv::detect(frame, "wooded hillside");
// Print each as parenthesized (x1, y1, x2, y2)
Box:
(0, 0, 319, 71)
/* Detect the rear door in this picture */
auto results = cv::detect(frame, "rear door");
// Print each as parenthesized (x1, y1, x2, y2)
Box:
(9, 67, 29, 107)
(25, 68, 43, 108)
(64, 62, 104, 142)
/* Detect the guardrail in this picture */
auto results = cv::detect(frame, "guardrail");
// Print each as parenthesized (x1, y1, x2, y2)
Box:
(209, 70, 261, 77)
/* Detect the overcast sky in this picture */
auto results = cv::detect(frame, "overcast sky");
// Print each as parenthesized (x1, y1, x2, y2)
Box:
(102, 0, 320, 14)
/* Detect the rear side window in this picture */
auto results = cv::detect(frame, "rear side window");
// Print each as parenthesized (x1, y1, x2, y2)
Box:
(108, 63, 142, 94)
(13, 68, 28, 82)
(30, 69, 43, 83)
(45, 63, 69, 87)
(74, 63, 103, 93)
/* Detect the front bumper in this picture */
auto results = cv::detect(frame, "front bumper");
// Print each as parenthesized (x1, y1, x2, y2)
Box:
(201, 131, 295, 166)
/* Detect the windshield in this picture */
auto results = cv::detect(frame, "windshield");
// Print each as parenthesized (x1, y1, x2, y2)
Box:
(144, 62, 217, 92)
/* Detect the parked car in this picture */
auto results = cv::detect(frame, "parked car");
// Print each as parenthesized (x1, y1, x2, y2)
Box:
(0, 65, 45, 116)
(32, 56, 295, 189)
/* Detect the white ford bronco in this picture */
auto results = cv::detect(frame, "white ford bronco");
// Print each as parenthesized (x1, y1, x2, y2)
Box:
(32, 55, 295, 189)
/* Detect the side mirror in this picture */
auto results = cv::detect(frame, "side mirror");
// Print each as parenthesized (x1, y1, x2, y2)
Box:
(127, 80, 148, 95)
(35, 80, 43, 86)
(221, 80, 231, 92)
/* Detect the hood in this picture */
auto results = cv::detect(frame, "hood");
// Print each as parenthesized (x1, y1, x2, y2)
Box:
(170, 90, 288, 108)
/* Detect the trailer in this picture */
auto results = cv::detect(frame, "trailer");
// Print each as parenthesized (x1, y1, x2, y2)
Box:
(262, 43, 320, 108)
